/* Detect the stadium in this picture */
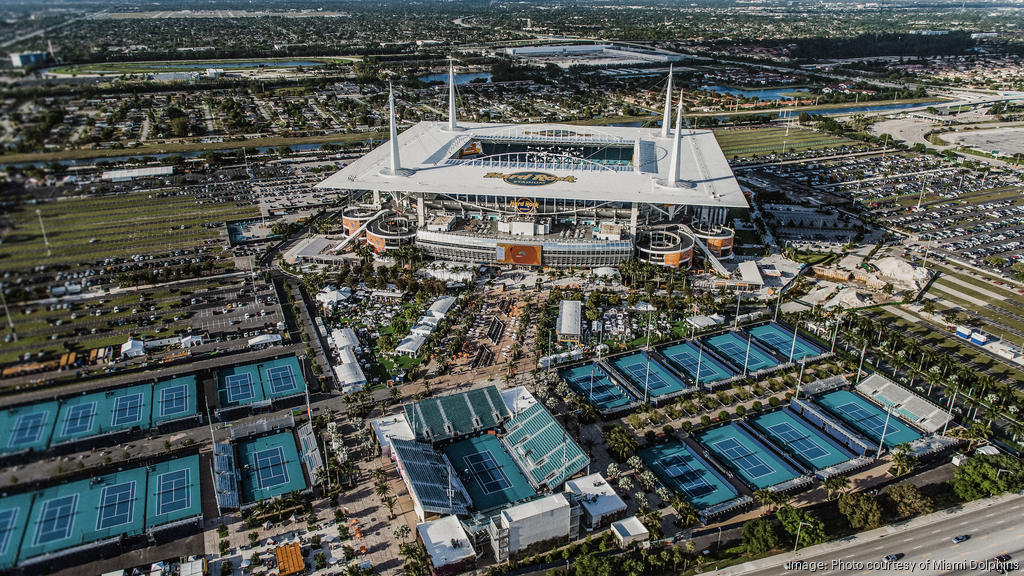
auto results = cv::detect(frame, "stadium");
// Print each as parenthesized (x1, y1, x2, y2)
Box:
(315, 70, 747, 270)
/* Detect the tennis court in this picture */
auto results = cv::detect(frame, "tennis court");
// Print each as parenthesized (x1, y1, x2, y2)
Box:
(638, 442, 736, 510)
(704, 332, 779, 372)
(0, 493, 33, 569)
(236, 432, 307, 503)
(814, 391, 921, 448)
(695, 424, 799, 490)
(217, 364, 267, 407)
(257, 356, 307, 400)
(610, 353, 688, 398)
(51, 384, 158, 443)
(747, 323, 824, 362)
(145, 455, 202, 529)
(560, 364, 635, 411)
(659, 341, 737, 384)
(749, 410, 855, 470)
(442, 434, 535, 511)
(152, 375, 198, 425)
(19, 467, 148, 560)
(0, 402, 59, 454)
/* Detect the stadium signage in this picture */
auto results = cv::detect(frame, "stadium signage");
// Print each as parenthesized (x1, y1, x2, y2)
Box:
(509, 198, 540, 214)
(484, 171, 577, 187)
(523, 129, 592, 138)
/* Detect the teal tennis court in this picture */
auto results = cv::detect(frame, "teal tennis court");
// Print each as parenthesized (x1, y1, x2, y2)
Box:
(659, 341, 736, 384)
(0, 493, 33, 569)
(443, 435, 535, 511)
(814, 391, 921, 448)
(257, 356, 307, 400)
(749, 410, 855, 469)
(695, 424, 799, 489)
(610, 353, 688, 398)
(50, 385, 155, 444)
(152, 376, 198, 425)
(0, 402, 59, 454)
(217, 364, 267, 407)
(747, 323, 824, 362)
(704, 332, 779, 372)
(145, 455, 202, 529)
(639, 442, 737, 510)
(237, 432, 307, 503)
(560, 365, 635, 411)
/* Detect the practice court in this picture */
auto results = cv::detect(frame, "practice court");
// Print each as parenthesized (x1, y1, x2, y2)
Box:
(560, 364, 635, 412)
(695, 424, 799, 490)
(747, 323, 824, 362)
(217, 357, 307, 407)
(704, 332, 779, 372)
(639, 442, 737, 510)
(442, 434, 535, 511)
(748, 410, 855, 470)
(814, 391, 921, 448)
(237, 432, 307, 503)
(658, 341, 736, 384)
(609, 353, 688, 399)
(0, 402, 60, 454)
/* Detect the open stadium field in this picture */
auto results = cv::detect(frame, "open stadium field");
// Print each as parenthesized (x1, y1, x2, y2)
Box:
(713, 126, 859, 157)
(639, 442, 737, 510)
(746, 322, 824, 362)
(703, 332, 779, 372)
(559, 364, 635, 411)
(0, 191, 257, 272)
(442, 434, 536, 512)
(658, 340, 736, 384)
(609, 352, 689, 399)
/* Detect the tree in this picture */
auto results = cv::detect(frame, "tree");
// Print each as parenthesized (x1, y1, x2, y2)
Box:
(822, 475, 850, 500)
(838, 492, 883, 530)
(393, 524, 411, 543)
(603, 424, 638, 459)
(374, 481, 392, 500)
(777, 505, 827, 546)
(889, 443, 919, 477)
(886, 482, 934, 518)
(741, 517, 780, 554)
(951, 454, 1024, 501)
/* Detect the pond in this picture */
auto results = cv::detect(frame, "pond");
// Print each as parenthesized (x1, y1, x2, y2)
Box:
(417, 72, 493, 84)
(699, 85, 810, 100)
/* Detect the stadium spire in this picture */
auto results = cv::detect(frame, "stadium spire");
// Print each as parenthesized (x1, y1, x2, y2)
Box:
(448, 58, 462, 132)
(660, 64, 673, 138)
(658, 90, 693, 189)
(381, 82, 414, 177)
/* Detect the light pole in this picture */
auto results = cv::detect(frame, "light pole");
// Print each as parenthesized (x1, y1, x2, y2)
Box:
(997, 468, 1012, 479)
(36, 209, 51, 257)
(717, 527, 722, 551)
(942, 385, 959, 436)
(0, 283, 15, 342)
(876, 404, 895, 458)
(793, 521, 812, 554)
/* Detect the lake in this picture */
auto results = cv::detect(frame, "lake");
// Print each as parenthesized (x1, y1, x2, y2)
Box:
(700, 85, 810, 100)
(418, 72, 493, 84)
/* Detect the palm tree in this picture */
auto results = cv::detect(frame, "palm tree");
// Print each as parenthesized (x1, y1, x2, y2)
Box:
(374, 481, 392, 501)
(382, 496, 397, 519)
(372, 468, 388, 485)
(967, 421, 993, 451)
(670, 493, 699, 527)
(822, 475, 850, 500)
(603, 425, 638, 460)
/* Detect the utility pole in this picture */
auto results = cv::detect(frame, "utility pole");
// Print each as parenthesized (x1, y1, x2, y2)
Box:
(0, 283, 15, 342)
(876, 404, 894, 458)
(793, 521, 812, 554)
(36, 209, 51, 257)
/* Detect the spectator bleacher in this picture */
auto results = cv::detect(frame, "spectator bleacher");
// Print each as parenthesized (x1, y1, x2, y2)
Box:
(405, 385, 510, 442)
(390, 438, 472, 516)
(502, 404, 589, 490)
(213, 442, 239, 509)
(856, 374, 950, 433)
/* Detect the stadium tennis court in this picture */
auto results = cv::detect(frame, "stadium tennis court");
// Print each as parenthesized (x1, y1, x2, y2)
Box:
(748, 410, 854, 469)
(442, 434, 536, 511)
(695, 424, 799, 489)
(610, 353, 688, 398)
(658, 341, 736, 384)
(814, 391, 921, 448)
(236, 432, 307, 503)
(638, 442, 737, 510)
(747, 323, 824, 362)
(560, 365, 635, 411)
(704, 332, 779, 372)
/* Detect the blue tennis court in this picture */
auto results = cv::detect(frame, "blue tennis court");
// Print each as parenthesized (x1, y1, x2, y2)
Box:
(0, 403, 58, 454)
(111, 393, 146, 427)
(146, 455, 202, 529)
(226, 374, 256, 402)
(465, 451, 513, 494)
(258, 356, 307, 400)
(704, 332, 779, 372)
(560, 364, 635, 411)
(639, 442, 737, 510)
(236, 432, 307, 503)
(217, 363, 267, 407)
(442, 434, 536, 511)
(610, 353, 688, 398)
(152, 376, 197, 424)
(0, 493, 32, 570)
(814, 390, 921, 448)
(695, 424, 799, 490)
(749, 410, 854, 470)
(747, 323, 824, 362)
(96, 481, 138, 530)
(659, 341, 736, 384)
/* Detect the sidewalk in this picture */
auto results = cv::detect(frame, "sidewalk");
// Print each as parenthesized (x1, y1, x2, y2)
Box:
(712, 491, 1024, 576)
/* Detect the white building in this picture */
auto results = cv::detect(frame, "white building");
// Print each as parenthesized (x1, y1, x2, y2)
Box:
(491, 494, 572, 561)
(370, 414, 415, 459)
(333, 347, 367, 393)
(564, 473, 627, 530)
(611, 516, 649, 548)
(417, 516, 476, 574)
(556, 300, 583, 343)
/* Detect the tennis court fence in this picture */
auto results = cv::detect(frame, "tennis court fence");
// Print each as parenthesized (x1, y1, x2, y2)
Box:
(230, 415, 296, 441)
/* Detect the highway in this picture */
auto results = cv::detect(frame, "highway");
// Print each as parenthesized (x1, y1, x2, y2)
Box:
(731, 495, 1024, 576)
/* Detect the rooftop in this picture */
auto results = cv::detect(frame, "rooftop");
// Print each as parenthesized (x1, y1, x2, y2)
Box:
(500, 493, 569, 524)
(417, 516, 475, 568)
(564, 473, 627, 519)
(557, 300, 582, 337)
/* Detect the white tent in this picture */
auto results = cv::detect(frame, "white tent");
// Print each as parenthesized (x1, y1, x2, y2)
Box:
(180, 335, 204, 348)
(121, 338, 146, 358)
(248, 333, 283, 348)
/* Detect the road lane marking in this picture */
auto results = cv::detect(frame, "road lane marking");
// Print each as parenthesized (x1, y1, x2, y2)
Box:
(987, 513, 995, 517)
(998, 521, 1005, 524)
(914, 546, 922, 550)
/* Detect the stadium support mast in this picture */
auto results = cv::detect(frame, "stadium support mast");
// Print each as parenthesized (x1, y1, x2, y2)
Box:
(381, 83, 414, 177)
(446, 59, 464, 132)
(660, 65, 673, 138)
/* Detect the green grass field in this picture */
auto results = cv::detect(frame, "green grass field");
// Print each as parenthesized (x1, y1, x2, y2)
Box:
(712, 126, 861, 158)
(0, 190, 258, 272)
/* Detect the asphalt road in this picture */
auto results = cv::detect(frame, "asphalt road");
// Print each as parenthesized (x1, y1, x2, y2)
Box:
(747, 498, 1024, 576)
